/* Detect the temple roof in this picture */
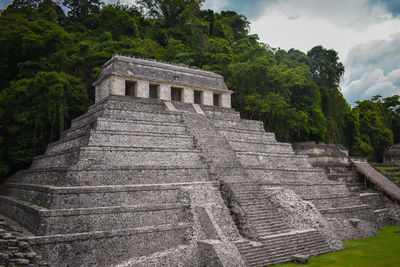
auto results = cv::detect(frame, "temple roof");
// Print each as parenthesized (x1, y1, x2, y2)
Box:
(93, 55, 230, 93)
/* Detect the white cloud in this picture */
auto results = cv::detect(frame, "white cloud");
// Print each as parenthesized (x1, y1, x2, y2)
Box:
(249, 0, 400, 58)
(203, 0, 230, 11)
(342, 33, 400, 104)
(345, 32, 400, 78)
(344, 68, 400, 103)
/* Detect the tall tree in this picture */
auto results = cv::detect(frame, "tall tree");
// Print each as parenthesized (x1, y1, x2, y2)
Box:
(63, 0, 102, 20)
(137, 0, 204, 26)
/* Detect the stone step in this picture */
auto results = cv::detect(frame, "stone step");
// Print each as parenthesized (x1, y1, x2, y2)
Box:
(230, 140, 294, 154)
(235, 230, 331, 266)
(14, 166, 212, 186)
(237, 152, 313, 169)
(87, 131, 195, 149)
(241, 238, 329, 256)
(102, 109, 183, 124)
(319, 204, 375, 220)
(219, 129, 276, 143)
(61, 117, 187, 141)
(30, 147, 206, 170)
(71, 104, 183, 129)
(201, 104, 241, 118)
(250, 217, 288, 225)
(210, 118, 265, 132)
(245, 168, 328, 184)
(2, 182, 218, 209)
(50, 131, 195, 155)
(360, 193, 385, 208)
(242, 243, 330, 260)
(248, 215, 283, 222)
(0, 196, 191, 235)
(303, 195, 363, 209)
(45, 135, 89, 155)
(288, 184, 352, 196)
(28, 222, 191, 267)
(246, 245, 330, 267)
(94, 117, 188, 135)
(256, 225, 289, 233)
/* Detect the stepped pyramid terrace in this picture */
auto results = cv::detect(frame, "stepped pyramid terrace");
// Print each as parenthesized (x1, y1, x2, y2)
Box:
(0, 55, 399, 267)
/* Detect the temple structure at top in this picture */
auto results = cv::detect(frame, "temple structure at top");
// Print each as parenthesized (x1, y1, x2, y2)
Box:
(93, 55, 233, 108)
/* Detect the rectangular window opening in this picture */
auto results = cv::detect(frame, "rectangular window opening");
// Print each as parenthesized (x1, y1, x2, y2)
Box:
(125, 81, 137, 96)
(171, 87, 183, 102)
(149, 84, 159, 99)
(213, 93, 221, 106)
(194, 90, 202, 104)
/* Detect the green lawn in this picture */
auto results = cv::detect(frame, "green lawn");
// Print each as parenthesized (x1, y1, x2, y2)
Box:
(277, 226, 400, 267)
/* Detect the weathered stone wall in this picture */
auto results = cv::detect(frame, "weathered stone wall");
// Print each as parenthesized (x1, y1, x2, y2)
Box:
(0, 216, 48, 267)
(93, 56, 233, 107)
(265, 187, 345, 251)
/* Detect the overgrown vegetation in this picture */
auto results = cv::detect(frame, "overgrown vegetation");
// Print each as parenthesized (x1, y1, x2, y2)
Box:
(373, 165, 400, 186)
(1, 0, 400, 182)
(277, 226, 400, 267)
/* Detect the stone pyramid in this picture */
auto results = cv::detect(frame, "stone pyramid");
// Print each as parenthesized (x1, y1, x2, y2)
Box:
(0, 56, 346, 266)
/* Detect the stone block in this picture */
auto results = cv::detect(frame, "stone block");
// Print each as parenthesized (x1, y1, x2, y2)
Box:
(202, 90, 213, 106)
(220, 94, 231, 108)
(197, 240, 246, 267)
(136, 80, 149, 98)
(159, 84, 171, 100)
(109, 76, 125, 96)
(183, 88, 194, 103)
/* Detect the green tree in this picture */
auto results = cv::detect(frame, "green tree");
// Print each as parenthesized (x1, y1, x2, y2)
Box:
(137, 0, 204, 27)
(0, 72, 89, 178)
(63, 0, 102, 20)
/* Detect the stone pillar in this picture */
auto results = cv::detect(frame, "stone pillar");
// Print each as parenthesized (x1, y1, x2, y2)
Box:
(220, 94, 231, 108)
(109, 76, 125, 96)
(136, 80, 149, 98)
(202, 90, 213, 106)
(95, 79, 110, 103)
(183, 87, 194, 103)
(159, 84, 171, 100)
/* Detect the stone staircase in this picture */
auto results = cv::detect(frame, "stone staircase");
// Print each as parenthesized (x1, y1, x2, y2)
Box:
(228, 185, 290, 237)
(181, 111, 334, 265)
(234, 229, 331, 267)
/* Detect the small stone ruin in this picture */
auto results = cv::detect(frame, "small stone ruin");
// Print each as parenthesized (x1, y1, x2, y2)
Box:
(384, 143, 400, 165)
(0, 56, 398, 266)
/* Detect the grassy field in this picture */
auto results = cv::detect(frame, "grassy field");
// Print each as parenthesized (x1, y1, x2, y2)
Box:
(277, 226, 400, 267)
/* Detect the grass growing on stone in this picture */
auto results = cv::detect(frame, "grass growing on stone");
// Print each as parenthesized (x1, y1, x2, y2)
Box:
(277, 226, 400, 267)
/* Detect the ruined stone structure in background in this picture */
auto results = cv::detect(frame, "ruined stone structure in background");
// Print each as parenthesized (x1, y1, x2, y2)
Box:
(384, 144, 400, 165)
(293, 141, 400, 240)
(0, 56, 398, 266)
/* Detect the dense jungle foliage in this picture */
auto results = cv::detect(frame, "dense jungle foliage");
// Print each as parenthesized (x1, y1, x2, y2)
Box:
(1, 0, 400, 182)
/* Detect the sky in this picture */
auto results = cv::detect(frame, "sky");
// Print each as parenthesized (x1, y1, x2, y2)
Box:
(1, 0, 400, 105)
(203, 0, 400, 105)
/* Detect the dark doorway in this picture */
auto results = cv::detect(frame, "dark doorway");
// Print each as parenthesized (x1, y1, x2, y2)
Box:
(125, 81, 136, 96)
(171, 87, 183, 101)
(194, 90, 202, 104)
(213, 93, 220, 106)
(150, 84, 159, 99)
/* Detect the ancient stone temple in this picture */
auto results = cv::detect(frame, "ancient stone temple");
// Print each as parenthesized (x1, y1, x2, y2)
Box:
(0, 56, 398, 266)
(384, 144, 400, 165)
